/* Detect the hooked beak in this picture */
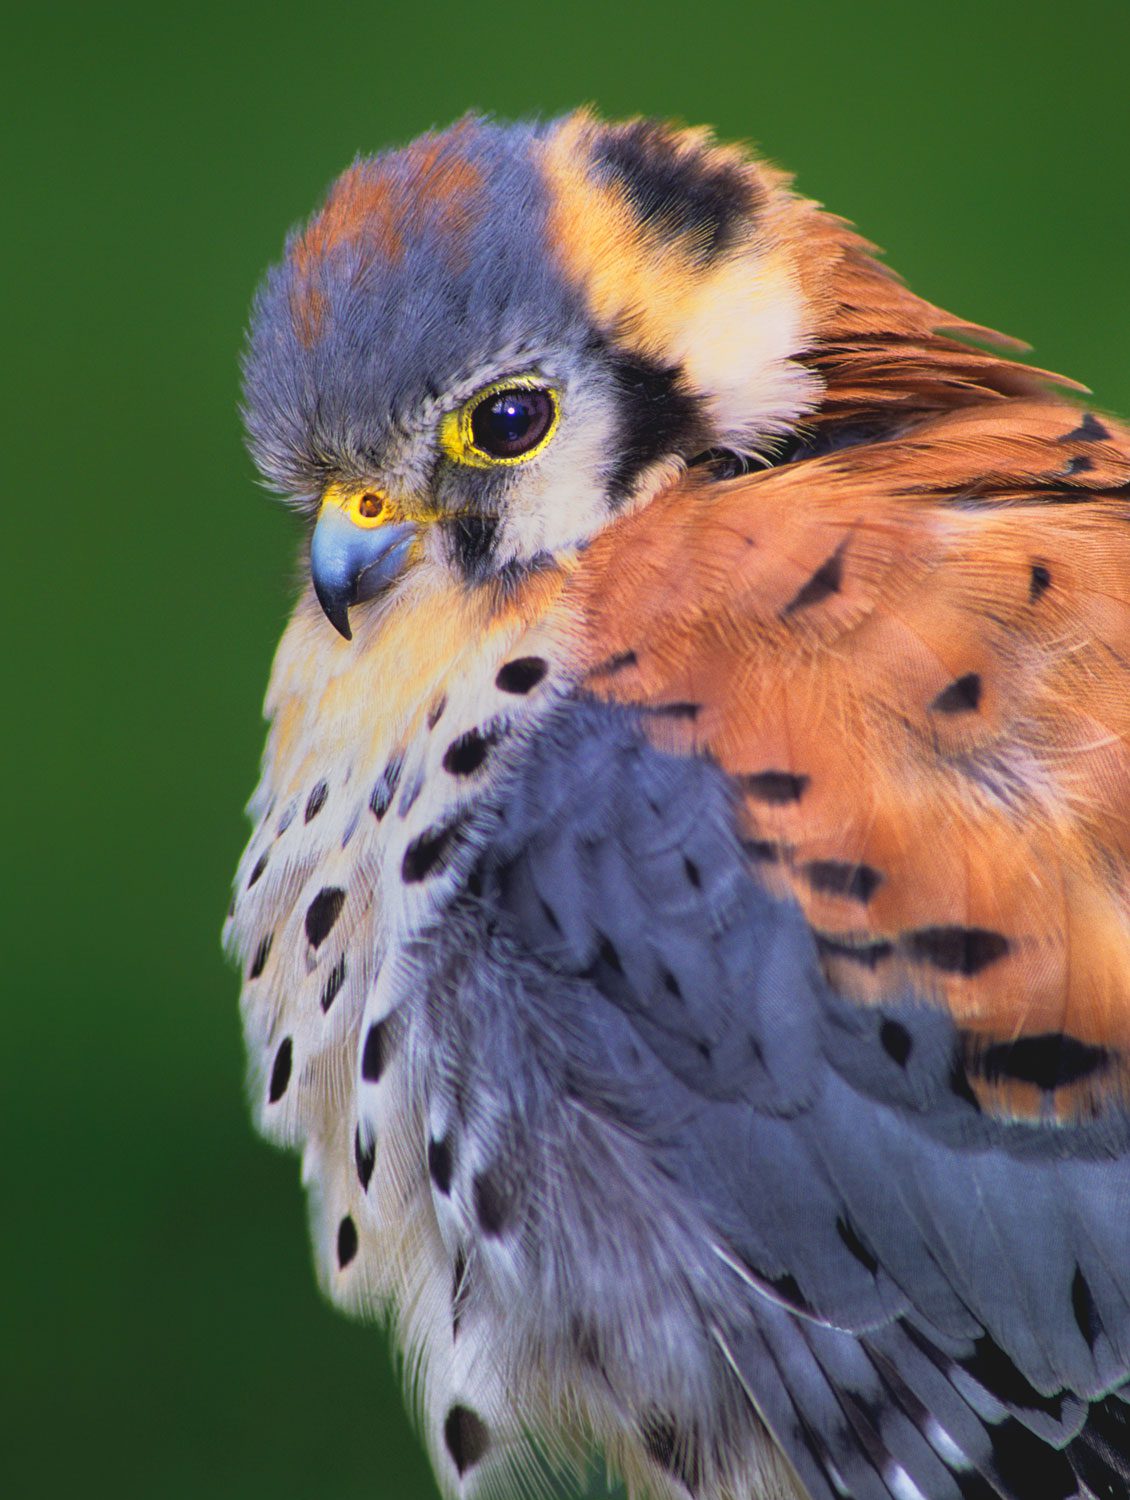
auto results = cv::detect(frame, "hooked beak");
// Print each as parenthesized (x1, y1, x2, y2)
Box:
(310, 488, 419, 640)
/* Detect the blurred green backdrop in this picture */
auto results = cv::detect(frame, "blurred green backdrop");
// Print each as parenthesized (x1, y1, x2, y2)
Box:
(4, 2, 1128, 1496)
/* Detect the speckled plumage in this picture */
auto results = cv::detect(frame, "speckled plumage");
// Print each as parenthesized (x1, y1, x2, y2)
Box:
(227, 111, 1130, 1499)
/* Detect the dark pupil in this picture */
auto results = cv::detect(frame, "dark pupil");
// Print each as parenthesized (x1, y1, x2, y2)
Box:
(470, 387, 553, 458)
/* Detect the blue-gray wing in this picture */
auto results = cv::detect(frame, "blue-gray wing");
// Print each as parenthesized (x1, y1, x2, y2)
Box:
(418, 697, 1130, 1500)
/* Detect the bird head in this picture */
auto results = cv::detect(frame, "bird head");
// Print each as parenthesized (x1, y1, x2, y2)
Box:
(241, 111, 835, 638)
(243, 109, 1032, 639)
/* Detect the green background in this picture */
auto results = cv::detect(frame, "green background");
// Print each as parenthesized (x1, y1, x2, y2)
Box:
(5, 2, 1128, 1496)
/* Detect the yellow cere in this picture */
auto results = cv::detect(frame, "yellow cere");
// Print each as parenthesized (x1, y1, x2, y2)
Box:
(439, 375, 560, 469)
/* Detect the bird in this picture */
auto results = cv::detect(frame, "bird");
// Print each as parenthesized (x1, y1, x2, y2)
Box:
(225, 110, 1130, 1500)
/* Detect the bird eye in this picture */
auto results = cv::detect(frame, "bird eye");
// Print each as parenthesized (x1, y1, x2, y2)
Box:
(469, 386, 556, 460)
(441, 380, 560, 468)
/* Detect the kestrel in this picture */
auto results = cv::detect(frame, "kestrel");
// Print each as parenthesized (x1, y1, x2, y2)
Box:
(226, 112, 1130, 1500)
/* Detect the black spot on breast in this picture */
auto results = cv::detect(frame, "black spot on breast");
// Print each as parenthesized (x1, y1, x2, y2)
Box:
(354, 1127, 375, 1190)
(336, 1215, 358, 1269)
(268, 1037, 292, 1102)
(815, 933, 894, 969)
(426, 695, 447, 730)
(320, 957, 346, 1013)
(444, 1404, 489, 1476)
(369, 754, 404, 820)
(473, 1168, 516, 1238)
(880, 1020, 913, 1067)
(246, 852, 269, 889)
(1064, 453, 1095, 476)
(305, 887, 345, 948)
(782, 543, 845, 615)
(361, 1021, 386, 1082)
(804, 860, 882, 903)
(836, 1215, 880, 1276)
(443, 727, 497, 777)
(907, 926, 1009, 975)
(931, 672, 982, 714)
(1072, 1265, 1102, 1349)
(743, 770, 809, 804)
(249, 933, 273, 979)
(446, 515, 498, 580)
(1029, 562, 1052, 602)
(971, 1032, 1111, 1090)
(402, 816, 465, 882)
(495, 656, 547, 694)
(640, 1410, 701, 1491)
(602, 348, 704, 504)
(428, 1135, 453, 1196)
(304, 781, 328, 822)
(1062, 412, 1111, 444)
(593, 117, 761, 263)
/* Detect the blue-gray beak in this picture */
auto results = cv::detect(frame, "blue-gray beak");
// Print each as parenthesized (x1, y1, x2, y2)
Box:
(310, 502, 418, 640)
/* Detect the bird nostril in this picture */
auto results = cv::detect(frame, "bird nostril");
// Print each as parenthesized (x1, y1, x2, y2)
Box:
(358, 493, 383, 519)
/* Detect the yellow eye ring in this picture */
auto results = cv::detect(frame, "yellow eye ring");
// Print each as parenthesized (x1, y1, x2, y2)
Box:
(439, 377, 560, 469)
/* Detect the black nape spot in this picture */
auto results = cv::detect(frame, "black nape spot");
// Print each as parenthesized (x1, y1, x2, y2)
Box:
(1029, 562, 1052, 602)
(268, 1037, 292, 1102)
(443, 727, 497, 777)
(782, 543, 846, 615)
(305, 887, 346, 948)
(602, 347, 704, 504)
(249, 933, 273, 979)
(369, 754, 404, 821)
(428, 1135, 453, 1196)
(473, 1168, 516, 1238)
(426, 695, 447, 730)
(907, 925, 1009, 976)
(683, 856, 702, 888)
(1062, 412, 1111, 444)
(880, 1019, 913, 1067)
(495, 656, 547, 695)
(1064, 453, 1095, 476)
(444, 1404, 489, 1476)
(836, 1215, 880, 1276)
(354, 1127, 375, 1190)
(402, 816, 465, 883)
(336, 1214, 358, 1269)
(246, 852, 269, 889)
(361, 1021, 386, 1082)
(931, 672, 982, 715)
(304, 780, 328, 822)
(320, 957, 346, 1013)
(640, 1410, 701, 1490)
(593, 117, 761, 264)
(972, 1032, 1111, 1090)
(743, 770, 809, 804)
(815, 933, 894, 969)
(1072, 1265, 1102, 1349)
(804, 860, 882, 903)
